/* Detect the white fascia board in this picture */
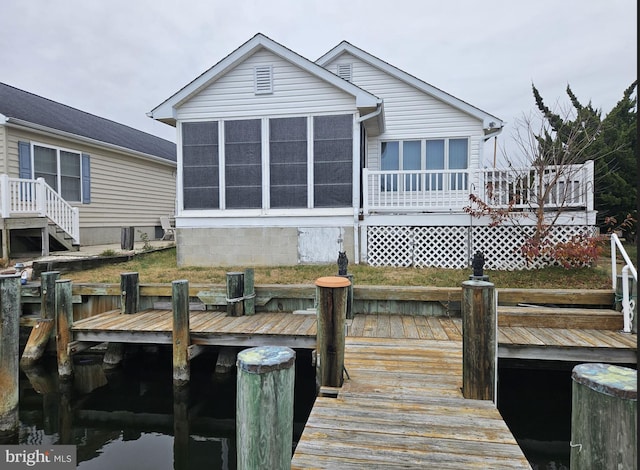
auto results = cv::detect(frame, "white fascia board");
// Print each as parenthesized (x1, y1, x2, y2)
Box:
(5, 118, 176, 167)
(0, 113, 7, 124)
(149, 34, 381, 122)
(317, 42, 503, 129)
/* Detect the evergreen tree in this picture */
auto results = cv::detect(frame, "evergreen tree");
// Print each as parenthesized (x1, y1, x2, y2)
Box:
(532, 81, 637, 237)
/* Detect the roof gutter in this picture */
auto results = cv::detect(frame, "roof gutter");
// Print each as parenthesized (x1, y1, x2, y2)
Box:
(4, 118, 176, 167)
(483, 123, 504, 141)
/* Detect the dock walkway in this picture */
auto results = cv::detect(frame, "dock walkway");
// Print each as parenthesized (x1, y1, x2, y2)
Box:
(292, 336, 531, 469)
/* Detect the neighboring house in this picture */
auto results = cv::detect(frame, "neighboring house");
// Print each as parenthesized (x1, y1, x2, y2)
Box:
(0, 82, 176, 260)
(149, 33, 595, 269)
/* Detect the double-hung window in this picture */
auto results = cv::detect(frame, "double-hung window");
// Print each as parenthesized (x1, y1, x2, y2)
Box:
(33, 144, 82, 201)
(381, 138, 469, 191)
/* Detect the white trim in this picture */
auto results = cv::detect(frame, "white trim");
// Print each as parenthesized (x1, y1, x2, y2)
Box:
(218, 120, 226, 209)
(176, 122, 184, 215)
(177, 213, 353, 228)
(316, 42, 503, 129)
(262, 117, 270, 209)
(149, 33, 381, 123)
(0, 113, 7, 124)
(307, 116, 314, 209)
(30, 141, 83, 203)
(5, 118, 175, 167)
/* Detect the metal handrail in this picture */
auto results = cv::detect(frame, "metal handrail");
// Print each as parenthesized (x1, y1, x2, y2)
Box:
(610, 233, 637, 333)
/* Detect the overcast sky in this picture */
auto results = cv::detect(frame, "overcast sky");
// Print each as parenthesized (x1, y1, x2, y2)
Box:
(1, 0, 636, 164)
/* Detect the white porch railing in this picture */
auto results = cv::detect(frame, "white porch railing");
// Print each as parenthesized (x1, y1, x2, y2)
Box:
(0, 175, 80, 244)
(362, 160, 594, 214)
(611, 233, 636, 333)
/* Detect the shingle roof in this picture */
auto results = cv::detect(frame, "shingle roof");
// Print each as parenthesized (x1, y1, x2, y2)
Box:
(0, 82, 176, 162)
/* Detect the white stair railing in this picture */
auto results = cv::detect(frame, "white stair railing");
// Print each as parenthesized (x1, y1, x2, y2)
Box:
(611, 233, 636, 333)
(0, 176, 80, 245)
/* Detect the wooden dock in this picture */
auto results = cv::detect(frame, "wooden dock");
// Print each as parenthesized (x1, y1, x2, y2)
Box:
(66, 309, 637, 364)
(292, 337, 531, 469)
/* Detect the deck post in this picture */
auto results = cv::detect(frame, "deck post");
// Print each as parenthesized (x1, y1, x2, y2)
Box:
(120, 272, 140, 314)
(0, 274, 20, 439)
(55, 279, 74, 378)
(570, 363, 637, 469)
(172, 279, 190, 385)
(103, 272, 139, 369)
(315, 276, 351, 388)
(243, 268, 255, 316)
(20, 271, 60, 368)
(236, 346, 295, 470)
(226, 271, 244, 316)
(461, 280, 496, 401)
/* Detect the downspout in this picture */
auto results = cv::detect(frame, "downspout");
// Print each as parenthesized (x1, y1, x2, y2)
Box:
(354, 104, 382, 265)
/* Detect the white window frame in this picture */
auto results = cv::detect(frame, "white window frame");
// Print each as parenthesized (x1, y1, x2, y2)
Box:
(31, 142, 83, 202)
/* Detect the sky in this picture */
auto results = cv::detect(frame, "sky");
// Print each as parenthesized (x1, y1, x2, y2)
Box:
(0, 0, 636, 165)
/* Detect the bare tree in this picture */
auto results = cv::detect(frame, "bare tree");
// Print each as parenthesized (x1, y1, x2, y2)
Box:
(466, 105, 602, 266)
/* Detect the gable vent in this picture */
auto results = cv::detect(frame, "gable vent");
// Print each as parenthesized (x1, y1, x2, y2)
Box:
(255, 65, 273, 94)
(337, 63, 352, 82)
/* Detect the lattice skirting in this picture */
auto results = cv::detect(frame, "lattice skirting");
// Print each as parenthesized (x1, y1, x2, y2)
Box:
(366, 225, 596, 270)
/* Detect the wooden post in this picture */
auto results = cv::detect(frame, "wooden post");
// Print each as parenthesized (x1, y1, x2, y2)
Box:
(0, 274, 20, 438)
(461, 280, 496, 401)
(338, 273, 354, 319)
(172, 279, 190, 385)
(20, 271, 60, 368)
(243, 268, 255, 316)
(236, 346, 295, 470)
(315, 276, 350, 388)
(120, 272, 140, 314)
(103, 272, 140, 370)
(41, 271, 60, 319)
(570, 363, 637, 469)
(226, 272, 244, 316)
(55, 279, 74, 378)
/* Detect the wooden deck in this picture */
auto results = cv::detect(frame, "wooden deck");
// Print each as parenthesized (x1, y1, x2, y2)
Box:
(292, 337, 531, 469)
(69, 310, 637, 363)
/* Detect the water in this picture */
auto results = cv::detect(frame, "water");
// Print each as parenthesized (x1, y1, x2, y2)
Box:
(14, 347, 317, 470)
(13, 352, 635, 469)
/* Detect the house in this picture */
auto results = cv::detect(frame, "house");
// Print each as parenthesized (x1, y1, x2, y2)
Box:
(149, 33, 595, 269)
(0, 82, 177, 260)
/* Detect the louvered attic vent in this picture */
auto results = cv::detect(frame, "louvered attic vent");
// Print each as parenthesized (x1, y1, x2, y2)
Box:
(337, 63, 352, 82)
(255, 65, 273, 94)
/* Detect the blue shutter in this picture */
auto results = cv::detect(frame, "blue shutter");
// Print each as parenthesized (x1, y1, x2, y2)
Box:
(18, 141, 31, 178)
(82, 154, 91, 204)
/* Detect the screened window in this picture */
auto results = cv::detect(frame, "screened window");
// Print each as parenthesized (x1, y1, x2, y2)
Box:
(313, 114, 353, 207)
(270, 117, 307, 208)
(225, 119, 262, 209)
(182, 121, 219, 209)
(33, 144, 82, 201)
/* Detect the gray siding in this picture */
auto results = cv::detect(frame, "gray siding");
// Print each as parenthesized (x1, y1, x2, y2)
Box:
(6, 127, 175, 241)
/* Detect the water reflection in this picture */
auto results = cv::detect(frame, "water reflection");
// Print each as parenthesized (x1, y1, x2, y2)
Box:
(18, 347, 316, 470)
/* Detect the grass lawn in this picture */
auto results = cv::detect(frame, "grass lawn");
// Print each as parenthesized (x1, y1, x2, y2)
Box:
(60, 247, 614, 289)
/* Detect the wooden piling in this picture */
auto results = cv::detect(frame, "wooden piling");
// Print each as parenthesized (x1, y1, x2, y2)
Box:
(20, 271, 60, 368)
(104, 272, 139, 370)
(40, 271, 60, 319)
(315, 276, 350, 388)
(461, 280, 496, 401)
(0, 275, 20, 438)
(55, 279, 74, 378)
(120, 272, 140, 314)
(236, 346, 295, 470)
(570, 363, 637, 469)
(226, 272, 244, 316)
(172, 279, 190, 385)
(243, 268, 255, 316)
